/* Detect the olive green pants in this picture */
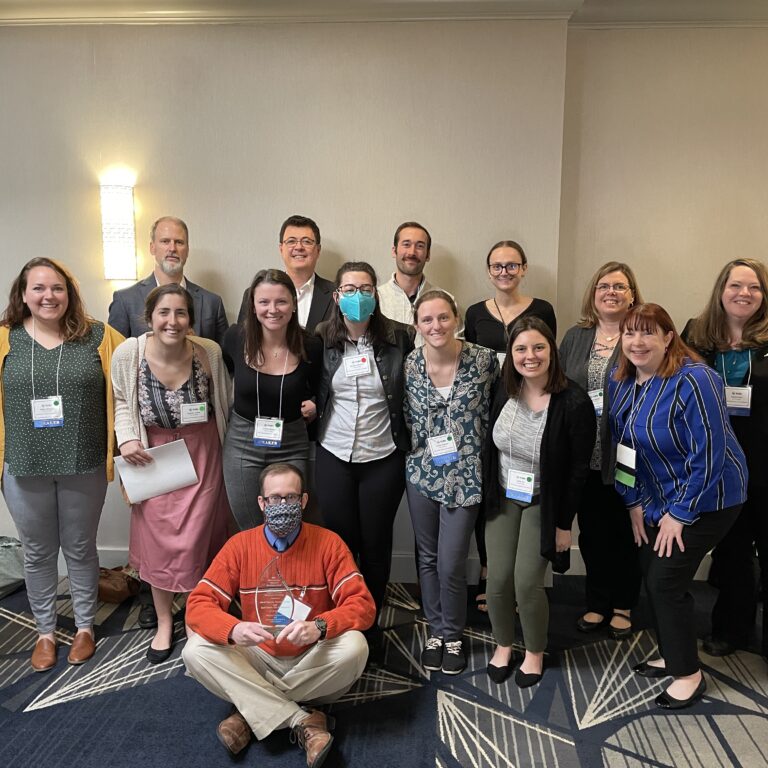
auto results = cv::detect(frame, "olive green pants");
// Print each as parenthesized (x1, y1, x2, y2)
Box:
(485, 495, 549, 652)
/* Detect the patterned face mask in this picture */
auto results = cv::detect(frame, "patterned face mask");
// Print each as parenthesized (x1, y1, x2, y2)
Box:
(263, 500, 303, 538)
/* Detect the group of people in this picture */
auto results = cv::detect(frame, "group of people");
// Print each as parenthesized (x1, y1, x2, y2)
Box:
(1, 211, 766, 767)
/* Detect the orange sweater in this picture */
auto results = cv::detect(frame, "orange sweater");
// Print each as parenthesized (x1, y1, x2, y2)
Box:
(186, 523, 376, 657)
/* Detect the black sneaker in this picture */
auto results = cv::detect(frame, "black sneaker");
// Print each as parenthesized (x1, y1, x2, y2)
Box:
(421, 636, 444, 671)
(441, 640, 466, 675)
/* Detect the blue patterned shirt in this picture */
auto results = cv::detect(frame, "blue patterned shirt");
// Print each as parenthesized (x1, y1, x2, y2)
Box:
(404, 342, 498, 507)
(608, 360, 747, 525)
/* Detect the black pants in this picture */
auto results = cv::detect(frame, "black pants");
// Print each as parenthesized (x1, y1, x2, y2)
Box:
(710, 485, 768, 653)
(314, 445, 405, 617)
(640, 504, 740, 677)
(577, 470, 641, 615)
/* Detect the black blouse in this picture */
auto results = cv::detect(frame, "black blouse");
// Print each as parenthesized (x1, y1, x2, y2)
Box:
(464, 297, 557, 352)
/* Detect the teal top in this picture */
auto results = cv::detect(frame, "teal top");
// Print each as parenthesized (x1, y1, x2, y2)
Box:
(715, 348, 754, 386)
(3, 322, 107, 476)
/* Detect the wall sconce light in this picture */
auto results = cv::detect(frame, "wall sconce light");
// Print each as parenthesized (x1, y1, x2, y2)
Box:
(100, 181, 137, 280)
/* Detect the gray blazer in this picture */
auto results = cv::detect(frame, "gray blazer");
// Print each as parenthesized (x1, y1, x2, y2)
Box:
(558, 324, 620, 484)
(108, 274, 228, 344)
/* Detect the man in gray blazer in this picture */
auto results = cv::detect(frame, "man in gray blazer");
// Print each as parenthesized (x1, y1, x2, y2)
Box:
(237, 214, 335, 333)
(108, 216, 228, 344)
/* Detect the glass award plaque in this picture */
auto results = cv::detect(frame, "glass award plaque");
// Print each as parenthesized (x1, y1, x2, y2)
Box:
(255, 556, 295, 636)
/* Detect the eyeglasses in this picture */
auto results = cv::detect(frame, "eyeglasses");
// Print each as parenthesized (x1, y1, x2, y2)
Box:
(281, 237, 317, 248)
(263, 493, 303, 505)
(489, 263, 523, 276)
(338, 285, 375, 297)
(596, 283, 631, 293)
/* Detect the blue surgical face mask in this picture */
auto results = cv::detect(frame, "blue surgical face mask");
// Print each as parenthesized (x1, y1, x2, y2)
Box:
(338, 292, 376, 323)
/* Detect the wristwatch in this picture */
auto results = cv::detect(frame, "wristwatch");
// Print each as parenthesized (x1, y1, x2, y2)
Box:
(314, 617, 328, 640)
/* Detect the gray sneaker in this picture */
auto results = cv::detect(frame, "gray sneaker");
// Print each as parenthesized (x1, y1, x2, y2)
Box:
(421, 636, 444, 671)
(441, 640, 466, 675)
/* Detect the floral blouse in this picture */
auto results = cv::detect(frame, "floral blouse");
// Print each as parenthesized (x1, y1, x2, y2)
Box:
(138, 351, 211, 429)
(404, 342, 498, 507)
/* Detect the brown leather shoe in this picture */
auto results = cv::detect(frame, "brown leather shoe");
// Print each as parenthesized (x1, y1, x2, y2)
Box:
(31, 637, 57, 672)
(216, 710, 252, 755)
(292, 709, 335, 768)
(68, 631, 96, 665)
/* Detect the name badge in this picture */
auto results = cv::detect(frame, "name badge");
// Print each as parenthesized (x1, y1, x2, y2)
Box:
(588, 388, 603, 417)
(343, 354, 372, 377)
(428, 433, 460, 465)
(615, 442, 637, 488)
(496, 352, 507, 368)
(180, 402, 209, 424)
(725, 385, 751, 417)
(31, 396, 64, 428)
(506, 469, 535, 502)
(253, 418, 284, 448)
(275, 594, 311, 625)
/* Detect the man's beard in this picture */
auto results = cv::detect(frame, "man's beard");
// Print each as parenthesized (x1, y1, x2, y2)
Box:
(160, 258, 183, 277)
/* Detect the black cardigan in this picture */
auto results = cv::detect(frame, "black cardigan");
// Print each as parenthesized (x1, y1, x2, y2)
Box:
(483, 378, 596, 568)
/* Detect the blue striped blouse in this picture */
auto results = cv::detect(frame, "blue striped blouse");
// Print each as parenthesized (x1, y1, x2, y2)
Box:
(608, 360, 747, 525)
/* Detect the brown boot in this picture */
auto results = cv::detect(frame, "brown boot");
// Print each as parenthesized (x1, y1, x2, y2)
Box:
(291, 709, 335, 768)
(216, 709, 252, 755)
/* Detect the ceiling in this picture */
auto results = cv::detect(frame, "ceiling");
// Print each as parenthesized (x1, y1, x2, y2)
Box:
(0, 0, 766, 26)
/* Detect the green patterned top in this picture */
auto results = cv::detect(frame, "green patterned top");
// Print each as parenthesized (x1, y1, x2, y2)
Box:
(3, 322, 107, 476)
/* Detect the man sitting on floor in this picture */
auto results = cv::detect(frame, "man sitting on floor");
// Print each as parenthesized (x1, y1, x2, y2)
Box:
(183, 462, 375, 767)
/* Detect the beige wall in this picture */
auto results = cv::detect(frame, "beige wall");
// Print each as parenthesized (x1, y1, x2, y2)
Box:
(0, 20, 569, 566)
(559, 26, 768, 330)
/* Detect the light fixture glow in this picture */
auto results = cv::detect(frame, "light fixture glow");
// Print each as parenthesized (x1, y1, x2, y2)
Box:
(100, 183, 137, 280)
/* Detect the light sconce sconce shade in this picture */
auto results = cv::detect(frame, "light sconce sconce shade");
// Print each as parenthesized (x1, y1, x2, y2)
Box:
(100, 183, 137, 280)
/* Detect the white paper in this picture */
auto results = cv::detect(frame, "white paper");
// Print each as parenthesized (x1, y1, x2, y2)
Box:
(114, 439, 198, 503)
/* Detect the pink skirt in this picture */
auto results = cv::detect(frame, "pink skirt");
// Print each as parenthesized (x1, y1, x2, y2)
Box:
(129, 419, 229, 592)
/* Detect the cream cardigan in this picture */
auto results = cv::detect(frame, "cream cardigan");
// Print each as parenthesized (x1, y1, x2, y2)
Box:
(111, 333, 232, 449)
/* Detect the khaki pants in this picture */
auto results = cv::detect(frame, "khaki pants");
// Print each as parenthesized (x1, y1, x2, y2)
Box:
(182, 630, 368, 739)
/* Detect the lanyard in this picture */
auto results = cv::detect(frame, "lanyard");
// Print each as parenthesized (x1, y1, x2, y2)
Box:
(493, 298, 511, 344)
(425, 343, 461, 438)
(256, 348, 289, 420)
(30, 318, 64, 401)
(505, 395, 547, 474)
(719, 350, 752, 387)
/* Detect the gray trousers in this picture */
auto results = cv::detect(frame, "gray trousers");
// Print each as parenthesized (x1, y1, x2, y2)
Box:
(485, 495, 549, 652)
(406, 482, 478, 641)
(2, 465, 107, 634)
(223, 412, 310, 531)
(182, 630, 368, 740)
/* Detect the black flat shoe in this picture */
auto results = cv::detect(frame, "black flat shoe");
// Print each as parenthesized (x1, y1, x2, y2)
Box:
(608, 611, 633, 640)
(146, 642, 173, 664)
(514, 667, 543, 688)
(138, 603, 158, 629)
(576, 614, 605, 633)
(487, 662, 512, 684)
(655, 676, 706, 709)
(633, 661, 669, 679)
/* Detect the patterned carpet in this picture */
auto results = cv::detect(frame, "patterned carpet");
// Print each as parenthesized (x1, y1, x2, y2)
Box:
(1, 579, 767, 767)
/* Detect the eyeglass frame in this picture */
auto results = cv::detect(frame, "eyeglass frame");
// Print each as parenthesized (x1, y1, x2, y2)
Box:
(595, 282, 631, 294)
(488, 262, 523, 276)
(281, 237, 317, 248)
(337, 284, 376, 298)
(262, 493, 304, 505)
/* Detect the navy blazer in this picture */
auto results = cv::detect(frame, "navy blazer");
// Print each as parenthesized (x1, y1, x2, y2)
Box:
(108, 274, 228, 344)
(237, 274, 336, 333)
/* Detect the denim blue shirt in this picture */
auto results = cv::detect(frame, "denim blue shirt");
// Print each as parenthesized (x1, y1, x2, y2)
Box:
(609, 360, 747, 525)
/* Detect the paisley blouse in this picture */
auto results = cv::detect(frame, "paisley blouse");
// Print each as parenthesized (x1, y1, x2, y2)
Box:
(404, 342, 498, 507)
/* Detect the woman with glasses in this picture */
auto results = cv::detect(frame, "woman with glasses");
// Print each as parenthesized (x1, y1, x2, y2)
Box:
(112, 284, 232, 663)
(404, 290, 498, 675)
(464, 240, 556, 614)
(559, 262, 644, 639)
(314, 262, 414, 657)
(682, 259, 768, 660)
(610, 303, 746, 709)
(222, 269, 322, 531)
(1, 258, 123, 672)
(483, 317, 595, 687)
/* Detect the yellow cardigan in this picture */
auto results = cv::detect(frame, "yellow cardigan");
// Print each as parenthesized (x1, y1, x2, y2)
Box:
(0, 321, 125, 483)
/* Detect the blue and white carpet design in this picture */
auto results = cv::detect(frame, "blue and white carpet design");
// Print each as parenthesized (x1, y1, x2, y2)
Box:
(1, 580, 767, 767)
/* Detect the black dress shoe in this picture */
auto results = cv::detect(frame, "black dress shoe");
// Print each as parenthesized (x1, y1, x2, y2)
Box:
(146, 642, 173, 664)
(633, 661, 670, 678)
(655, 676, 706, 709)
(138, 603, 158, 629)
(576, 614, 605, 633)
(702, 635, 736, 657)
(515, 667, 543, 688)
(487, 662, 512, 684)
(608, 611, 633, 640)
